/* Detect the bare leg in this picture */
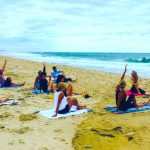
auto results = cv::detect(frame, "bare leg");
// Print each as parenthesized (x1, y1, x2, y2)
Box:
(48, 81, 55, 92)
(66, 83, 85, 96)
(11, 81, 25, 87)
(66, 83, 73, 96)
(0, 98, 10, 102)
(132, 99, 138, 108)
(72, 91, 85, 95)
(67, 98, 86, 110)
(139, 99, 150, 106)
(145, 93, 150, 96)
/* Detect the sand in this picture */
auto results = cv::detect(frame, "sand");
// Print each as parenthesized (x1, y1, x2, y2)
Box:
(0, 56, 150, 150)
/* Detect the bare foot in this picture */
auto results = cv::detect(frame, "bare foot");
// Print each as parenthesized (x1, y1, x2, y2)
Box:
(22, 82, 26, 86)
(78, 105, 87, 110)
(0, 98, 10, 102)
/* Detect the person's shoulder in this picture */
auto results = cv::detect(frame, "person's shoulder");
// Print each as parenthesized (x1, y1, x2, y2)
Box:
(35, 76, 39, 79)
(118, 90, 126, 97)
(58, 70, 62, 73)
(58, 92, 64, 97)
(51, 71, 54, 74)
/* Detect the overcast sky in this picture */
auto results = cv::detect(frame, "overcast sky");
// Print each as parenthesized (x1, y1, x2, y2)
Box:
(0, 0, 150, 52)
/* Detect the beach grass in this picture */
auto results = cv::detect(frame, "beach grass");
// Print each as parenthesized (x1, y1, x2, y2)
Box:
(0, 56, 150, 150)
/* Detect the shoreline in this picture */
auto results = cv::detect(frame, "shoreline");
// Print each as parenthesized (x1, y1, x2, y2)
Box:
(1, 52, 150, 79)
(0, 56, 150, 150)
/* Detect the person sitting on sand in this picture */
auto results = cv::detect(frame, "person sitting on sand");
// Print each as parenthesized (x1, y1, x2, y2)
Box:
(130, 71, 149, 96)
(115, 65, 149, 113)
(52, 82, 86, 117)
(25, 63, 49, 93)
(0, 60, 25, 87)
(39, 71, 49, 93)
(34, 63, 48, 92)
(50, 66, 77, 83)
(49, 74, 83, 96)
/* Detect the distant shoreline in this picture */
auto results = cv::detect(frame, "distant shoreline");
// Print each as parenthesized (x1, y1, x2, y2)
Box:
(0, 51, 150, 78)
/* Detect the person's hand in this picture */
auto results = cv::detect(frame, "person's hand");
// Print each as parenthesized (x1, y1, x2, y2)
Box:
(52, 113, 57, 117)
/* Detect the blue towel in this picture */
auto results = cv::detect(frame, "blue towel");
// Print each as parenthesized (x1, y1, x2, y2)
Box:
(32, 90, 52, 95)
(0, 86, 20, 88)
(105, 105, 150, 114)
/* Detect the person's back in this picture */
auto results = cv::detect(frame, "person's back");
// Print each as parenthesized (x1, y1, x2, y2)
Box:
(0, 74, 5, 87)
(54, 91, 68, 111)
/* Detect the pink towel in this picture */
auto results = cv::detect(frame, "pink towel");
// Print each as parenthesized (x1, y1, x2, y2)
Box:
(125, 90, 145, 97)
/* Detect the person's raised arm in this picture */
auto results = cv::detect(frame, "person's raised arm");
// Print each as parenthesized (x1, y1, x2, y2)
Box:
(52, 93, 64, 117)
(2, 60, 7, 73)
(120, 64, 127, 81)
(43, 62, 46, 73)
(115, 65, 127, 92)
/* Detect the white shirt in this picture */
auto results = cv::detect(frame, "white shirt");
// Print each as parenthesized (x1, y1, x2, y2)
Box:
(54, 91, 68, 111)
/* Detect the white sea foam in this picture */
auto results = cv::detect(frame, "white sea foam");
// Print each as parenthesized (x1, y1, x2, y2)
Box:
(0, 51, 150, 78)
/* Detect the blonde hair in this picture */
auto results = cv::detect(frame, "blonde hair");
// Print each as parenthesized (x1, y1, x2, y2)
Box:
(57, 82, 66, 91)
(132, 71, 138, 81)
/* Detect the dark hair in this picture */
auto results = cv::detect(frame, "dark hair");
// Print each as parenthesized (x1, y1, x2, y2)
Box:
(56, 75, 65, 85)
(41, 72, 47, 76)
(53, 66, 56, 70)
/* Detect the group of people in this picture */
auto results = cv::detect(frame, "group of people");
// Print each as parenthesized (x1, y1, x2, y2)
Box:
(33, 63, 77, 95)
(0, 60, 150, 116)
(115, 65, 150, 113)
(0, 60, 85, 117)
(33, 63, 85, 117)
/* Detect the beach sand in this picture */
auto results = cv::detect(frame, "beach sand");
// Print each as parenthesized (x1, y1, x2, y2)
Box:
(0, 56, 150, 150)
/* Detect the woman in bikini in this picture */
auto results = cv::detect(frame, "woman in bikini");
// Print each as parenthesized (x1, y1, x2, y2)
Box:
(115, 65, 149, 113)
(130, 71, 149, 97)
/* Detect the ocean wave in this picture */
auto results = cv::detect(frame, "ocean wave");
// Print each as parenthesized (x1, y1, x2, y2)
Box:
(126, 57, 150, 63)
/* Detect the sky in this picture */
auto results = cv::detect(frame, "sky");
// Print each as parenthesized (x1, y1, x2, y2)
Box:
(0, 0, 150, 53)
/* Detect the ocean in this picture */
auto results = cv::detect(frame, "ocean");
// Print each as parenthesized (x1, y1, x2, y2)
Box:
(0, 51, 150, 78)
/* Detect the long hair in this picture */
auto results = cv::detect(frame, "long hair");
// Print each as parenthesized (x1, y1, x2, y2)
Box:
(132, 71, 138, 82)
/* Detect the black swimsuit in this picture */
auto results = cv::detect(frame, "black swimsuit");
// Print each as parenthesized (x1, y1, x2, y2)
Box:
(116, 89, 136, 111)
(58, 104, 70, 114)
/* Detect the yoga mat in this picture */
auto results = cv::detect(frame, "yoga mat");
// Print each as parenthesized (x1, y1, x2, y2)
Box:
(32, 90, 52, 95)
(39, 107, 91, 119)
(125, 90, 145, 97)
(105, 105, 150, 114)
(0, 86, 20, 89)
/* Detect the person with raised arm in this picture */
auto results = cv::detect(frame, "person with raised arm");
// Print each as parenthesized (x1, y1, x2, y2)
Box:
(115, 65, 148, 113)
(0, 60, 25, 87)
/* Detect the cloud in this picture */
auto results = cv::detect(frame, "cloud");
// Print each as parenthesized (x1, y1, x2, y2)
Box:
(0, 0, 150, 52)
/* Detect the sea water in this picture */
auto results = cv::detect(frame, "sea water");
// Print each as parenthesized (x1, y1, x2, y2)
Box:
(0, 50, 150, 78)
